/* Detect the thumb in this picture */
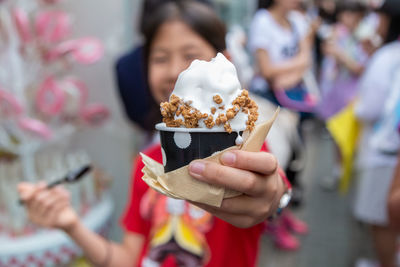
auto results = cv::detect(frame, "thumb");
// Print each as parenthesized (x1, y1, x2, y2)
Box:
(17, 183, 36, 201)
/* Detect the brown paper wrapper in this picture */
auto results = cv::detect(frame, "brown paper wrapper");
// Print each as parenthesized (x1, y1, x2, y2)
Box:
(141, 108, 280, 207)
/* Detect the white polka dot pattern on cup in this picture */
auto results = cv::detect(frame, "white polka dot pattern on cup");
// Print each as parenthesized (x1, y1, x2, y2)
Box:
(173, 132, 192, 149)
(161, 147, 167, 167)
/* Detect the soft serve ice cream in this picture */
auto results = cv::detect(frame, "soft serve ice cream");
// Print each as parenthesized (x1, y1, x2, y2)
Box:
(160, 53, 258, 133)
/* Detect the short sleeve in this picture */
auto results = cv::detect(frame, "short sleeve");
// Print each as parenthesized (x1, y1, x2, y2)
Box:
(289, 11, 310, 39)
(248, 10, 272, 54)
(355, 45, 394, 122)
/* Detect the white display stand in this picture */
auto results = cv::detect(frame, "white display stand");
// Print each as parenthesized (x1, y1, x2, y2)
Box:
(0, 0, 112, 245)
(0, 193, 113, 266)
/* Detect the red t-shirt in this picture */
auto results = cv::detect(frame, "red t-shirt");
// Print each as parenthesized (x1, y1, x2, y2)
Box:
(121, 144, 265, 267)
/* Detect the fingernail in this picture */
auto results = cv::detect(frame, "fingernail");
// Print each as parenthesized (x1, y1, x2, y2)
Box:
(17, 184, 23, 192)
(189, 161, 205, 176)
(20, 192, 29, 200)
(220, 152, 236, 165)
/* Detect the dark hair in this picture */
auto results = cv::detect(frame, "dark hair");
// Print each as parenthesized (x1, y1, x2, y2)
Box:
(384, 15, 400, 44)
(139, 0, 164, 35)
(143, 0, 226, 59)
(258, 0, 275, 9)
(141, 0, 227, 130)
(316, 0, 337, 24)
(378, 0, 400, 44)
(377, 0, 400, 17)
(336, 1, 367, 15)
(139, 0, 214, 35)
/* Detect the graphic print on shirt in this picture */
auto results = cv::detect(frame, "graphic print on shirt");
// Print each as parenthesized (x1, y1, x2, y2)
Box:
(281, 44, 299, 59)
(140, 189, 213, 267)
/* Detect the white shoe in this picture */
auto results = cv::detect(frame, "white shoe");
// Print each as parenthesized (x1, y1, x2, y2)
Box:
(319, 165, 341, 191)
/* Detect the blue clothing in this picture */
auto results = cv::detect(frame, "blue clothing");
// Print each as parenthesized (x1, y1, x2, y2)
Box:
(115, 46, 152, 131)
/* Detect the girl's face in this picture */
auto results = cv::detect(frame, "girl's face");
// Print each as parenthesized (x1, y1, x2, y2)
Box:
(148, 20, 217, 104)
(338, 11, 364, 32)
(274, 0, 302, 11)
(319, 0, 336, 14)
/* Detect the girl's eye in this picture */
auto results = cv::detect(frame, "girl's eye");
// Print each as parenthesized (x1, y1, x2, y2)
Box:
(184, 54, 200, 62)
(151, 56, 168, 64)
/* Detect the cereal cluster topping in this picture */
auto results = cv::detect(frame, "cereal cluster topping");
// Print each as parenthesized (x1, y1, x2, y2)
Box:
(232, 90, 259, 131)
(161, 95, 207, 128)
(160, 89, 258, 133)
(213, 95, 223, 104)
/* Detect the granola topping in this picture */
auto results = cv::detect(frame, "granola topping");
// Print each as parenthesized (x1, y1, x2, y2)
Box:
(160, 89, 258, 133)
(213, 95, 223, 105)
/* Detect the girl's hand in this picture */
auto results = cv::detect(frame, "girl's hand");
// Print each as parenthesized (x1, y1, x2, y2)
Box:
(188, 150, 285, 228)
(322, 41, 340, 58)
(272, 70, 304, 90)
(18, 182, 79, 232)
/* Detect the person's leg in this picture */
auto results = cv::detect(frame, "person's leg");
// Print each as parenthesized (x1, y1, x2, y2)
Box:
(371, 225, 398, 267)
(281, 210, 308, 235)
(264, 217, 300, 251)
(285, 150, 303, 207)
(320, 143, 342, 190)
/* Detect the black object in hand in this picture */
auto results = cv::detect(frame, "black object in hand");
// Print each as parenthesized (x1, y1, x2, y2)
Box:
(19, 164, 92, 205)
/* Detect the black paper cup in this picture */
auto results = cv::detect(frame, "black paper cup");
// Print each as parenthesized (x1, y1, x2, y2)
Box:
(156, 123, 244, 172)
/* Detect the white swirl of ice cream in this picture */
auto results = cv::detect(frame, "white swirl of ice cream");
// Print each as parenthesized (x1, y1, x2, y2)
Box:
(170, 53, 248, 131)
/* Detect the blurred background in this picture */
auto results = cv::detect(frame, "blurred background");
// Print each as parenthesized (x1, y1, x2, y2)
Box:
(0, 0, 399, 266)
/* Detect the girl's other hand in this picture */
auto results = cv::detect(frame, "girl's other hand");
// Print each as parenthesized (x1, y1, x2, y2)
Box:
(18, 182, 79, 232)
(188, 150, 285, 228)
(322, 41, 340, 58)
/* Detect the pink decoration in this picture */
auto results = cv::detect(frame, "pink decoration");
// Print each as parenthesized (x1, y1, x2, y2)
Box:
(18, 117, 52, 140)
(36, 77, 65, 116)
(81, 103, 110, 126)
(41, 0, 63, 4)
(12, 8, 32, 44)
(59, 77, 89, 114)
(0, 89, 24, 117)
(44, 40, 77, 62)
(45, 38, 103, 64)
(35, 11, 71, 44)
(71, 38, 104, 64)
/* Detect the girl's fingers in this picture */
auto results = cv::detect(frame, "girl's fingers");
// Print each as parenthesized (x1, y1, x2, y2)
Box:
(18, 182, 46, 202)
(219, 150, 278, 175)
(189, 161, 265, 196)
(192, 201, 260, 229)
(30, 190, 52, 214)
(36, 186, 70, 216)
(38, 192, 66, 217)
(200, 194, 274, 216)
(44, 199, 70, 227)
(53, 186, 69, 196)
(221, 193, 280, 217)
(17, 182, 33, 195)
(193, 188, 280, 221)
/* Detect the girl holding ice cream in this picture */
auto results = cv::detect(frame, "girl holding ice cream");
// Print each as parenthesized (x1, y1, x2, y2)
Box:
(18, 1, 290, 267)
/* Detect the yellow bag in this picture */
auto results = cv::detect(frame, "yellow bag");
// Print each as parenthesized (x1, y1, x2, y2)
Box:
(327, 103, 361, 193)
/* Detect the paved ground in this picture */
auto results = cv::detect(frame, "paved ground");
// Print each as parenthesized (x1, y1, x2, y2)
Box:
(258, 122, 375, 267)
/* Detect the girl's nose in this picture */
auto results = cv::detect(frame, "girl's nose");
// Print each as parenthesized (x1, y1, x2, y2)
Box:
(167, 57, 186, 83)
